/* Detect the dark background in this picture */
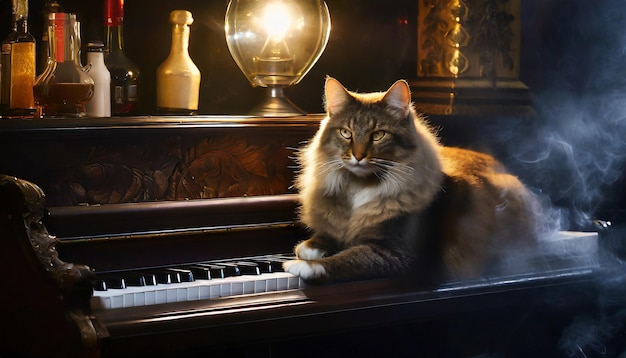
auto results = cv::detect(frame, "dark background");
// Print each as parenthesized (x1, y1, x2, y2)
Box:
(2, 0, 626, 227)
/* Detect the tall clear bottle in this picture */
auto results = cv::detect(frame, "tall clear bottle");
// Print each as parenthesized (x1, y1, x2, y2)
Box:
(104, 0, 140, 116)
(38, 0, 63, 75)
(156, 10, 201, 115)
(1, 0, 37, 118)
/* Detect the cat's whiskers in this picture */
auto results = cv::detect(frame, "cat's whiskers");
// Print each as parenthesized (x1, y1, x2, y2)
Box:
(371, 158, 415, 174)
(370, 159, 415, 185)
(314, 158, 345, 176)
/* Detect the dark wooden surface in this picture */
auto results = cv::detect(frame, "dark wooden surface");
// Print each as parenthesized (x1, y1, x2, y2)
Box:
(1, 174, 620, 358)
(0, 115, 322, 207)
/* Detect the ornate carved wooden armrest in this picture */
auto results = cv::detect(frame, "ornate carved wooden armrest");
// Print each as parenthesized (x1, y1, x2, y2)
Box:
(0, 175, 106, 358)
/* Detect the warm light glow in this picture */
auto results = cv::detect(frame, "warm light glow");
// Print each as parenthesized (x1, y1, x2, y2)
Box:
(224, 0, 331, 115)
(261, 3, 292, 41)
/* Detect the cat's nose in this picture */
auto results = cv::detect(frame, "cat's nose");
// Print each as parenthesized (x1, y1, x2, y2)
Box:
(353, 153, 365, 161)
(352, 144, 367, 162)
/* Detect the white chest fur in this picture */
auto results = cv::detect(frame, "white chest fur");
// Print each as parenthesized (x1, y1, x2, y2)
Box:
(351, 186, 381, 210)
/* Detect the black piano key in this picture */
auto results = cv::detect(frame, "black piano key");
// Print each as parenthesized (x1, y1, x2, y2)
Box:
(252, 260, 273, 273)
(99, 275, 126, 289)
(186, 265, 213, 280)
(270, 259, 287, 272)
(94, 279, 108, 291)
(234, 261, 261, 275)
(150, 270, 179, 284)
(219, 263, 241, 277)
(253, 259, 286, 273)
(124, 273, 147, 287)
(167, 269, 182, 284)
(195, 264, 226, 279)
(264, 258, 290, 273)
(168, 268, 194, 282)
(142, 273, 158, 286)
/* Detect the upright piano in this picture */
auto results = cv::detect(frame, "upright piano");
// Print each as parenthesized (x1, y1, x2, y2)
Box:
(0, 115, 619, 358)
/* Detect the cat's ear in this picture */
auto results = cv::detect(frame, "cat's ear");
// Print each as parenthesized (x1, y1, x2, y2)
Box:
(324, 76, 351, 115)
(383, 80, 412, 117)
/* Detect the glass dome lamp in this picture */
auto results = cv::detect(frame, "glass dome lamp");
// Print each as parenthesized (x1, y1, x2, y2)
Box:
(225, 0, 331, 117)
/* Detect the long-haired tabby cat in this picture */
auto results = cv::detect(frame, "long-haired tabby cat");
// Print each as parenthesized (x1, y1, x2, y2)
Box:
(283, 77, 540, 285)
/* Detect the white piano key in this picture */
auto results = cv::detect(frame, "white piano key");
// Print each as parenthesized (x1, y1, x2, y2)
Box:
(188, 286, 200, 300)
(220, 282, 231, 296)
(155, 289, 167, 305)
(277, 276, 288, 291)
(209, 284, 220, 299)
(145, 290, 156, 305)
(267, 277, 277, 292)
(231, 281, 243, 295)
(134, 291, 145, 307)
(254, 279, 266, 293)
(166, 287, 177, 303)
(243, 280, 255, 294)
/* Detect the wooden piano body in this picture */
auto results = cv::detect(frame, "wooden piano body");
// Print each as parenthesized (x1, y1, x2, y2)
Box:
(0, 116, 616, 358)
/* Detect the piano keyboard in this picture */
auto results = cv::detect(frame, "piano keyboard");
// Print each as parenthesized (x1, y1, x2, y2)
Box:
(91, 254, 305, 311)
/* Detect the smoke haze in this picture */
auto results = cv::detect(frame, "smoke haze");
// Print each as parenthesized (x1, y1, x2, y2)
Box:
(501, 1, 626, 356)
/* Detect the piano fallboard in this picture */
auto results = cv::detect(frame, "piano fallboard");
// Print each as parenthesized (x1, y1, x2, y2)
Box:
(46, 194, 305, 272)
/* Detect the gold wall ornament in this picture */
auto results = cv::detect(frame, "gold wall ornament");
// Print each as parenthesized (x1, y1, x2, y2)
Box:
(412, 0, 534, 117)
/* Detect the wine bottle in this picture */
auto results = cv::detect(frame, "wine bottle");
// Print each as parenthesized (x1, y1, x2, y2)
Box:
(104, 0, 139, 116)
(1, 0, 37, 118)
(156, 10, 201, 115)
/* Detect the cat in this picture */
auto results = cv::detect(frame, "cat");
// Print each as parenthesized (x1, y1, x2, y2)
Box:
(282, 76, 540, 285)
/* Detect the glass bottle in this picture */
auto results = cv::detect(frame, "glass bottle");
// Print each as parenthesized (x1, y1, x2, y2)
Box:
(33, 12, 94, 118)
(156, 10, 201, 115)
(85, 41, 111, 117)
(1, 0, 37, 118)
(72, 14, 82, 67)
(38, 0, 63, 75)
(104, 0, 140, 116)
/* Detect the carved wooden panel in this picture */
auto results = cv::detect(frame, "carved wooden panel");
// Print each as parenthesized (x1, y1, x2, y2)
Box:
(169, 136, 293, 200)
(0, 116, 321, 207)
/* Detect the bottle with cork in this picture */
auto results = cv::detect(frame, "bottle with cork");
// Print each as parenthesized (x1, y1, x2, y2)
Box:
(1, 0, 37, 118)
(156, 10, 201, 115)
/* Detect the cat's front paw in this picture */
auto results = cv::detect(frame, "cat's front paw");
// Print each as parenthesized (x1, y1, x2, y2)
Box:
(295, 241, 326, 260)
(283, 259, 327, 280)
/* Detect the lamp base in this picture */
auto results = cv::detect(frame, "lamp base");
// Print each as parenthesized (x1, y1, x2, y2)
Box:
(249, 86, 306, 117)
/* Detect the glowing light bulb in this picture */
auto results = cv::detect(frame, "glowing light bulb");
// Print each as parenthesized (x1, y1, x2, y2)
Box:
(225, 0, 331, 116)
(261, 3, 292, 41)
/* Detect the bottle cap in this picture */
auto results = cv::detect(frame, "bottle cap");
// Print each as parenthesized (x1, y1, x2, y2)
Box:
(105, 0, 124, 26)
(86, 41, 105, 52)
(169, 10, 193, 25)
(13, 0, 29, 17)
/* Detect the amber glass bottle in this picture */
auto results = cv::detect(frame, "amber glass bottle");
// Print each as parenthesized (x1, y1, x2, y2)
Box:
(1, 0, 37, 118)
(104, 0, 140, 116)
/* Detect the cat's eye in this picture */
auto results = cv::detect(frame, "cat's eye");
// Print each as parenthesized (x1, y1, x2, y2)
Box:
(371, 130, 386, 141)
(339, 128, 352, 139)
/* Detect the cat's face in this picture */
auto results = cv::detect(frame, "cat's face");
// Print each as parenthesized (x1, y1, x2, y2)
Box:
(317, 78, 419, 178)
